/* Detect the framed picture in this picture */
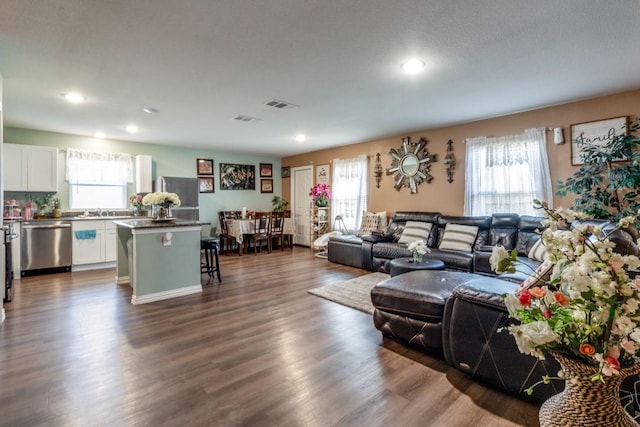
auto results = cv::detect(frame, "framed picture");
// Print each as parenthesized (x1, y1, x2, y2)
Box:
(260, 179, 273, 193)
(260, 163, 273, 177)
(316, 164, 330, 184)
(281, 166, 291, 178)
(220, 163, 256, 190)
(199, 177, 214, 193)
(197, 158, 214, 175)
(570, 117, 628, 165)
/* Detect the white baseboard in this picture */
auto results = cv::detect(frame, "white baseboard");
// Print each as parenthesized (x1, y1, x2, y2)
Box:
(72, 261, 116, 272)
(130, 285, 201, 305)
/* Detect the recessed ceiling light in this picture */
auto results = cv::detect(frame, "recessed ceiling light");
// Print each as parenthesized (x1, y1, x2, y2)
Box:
(401, 58, 425, 75)
(143, 107, 159, 114)
(62, 92, 86, 103)
(295, 134, 306, 142)
(95, 131, 106, 139)
(126, 124, 139, 134)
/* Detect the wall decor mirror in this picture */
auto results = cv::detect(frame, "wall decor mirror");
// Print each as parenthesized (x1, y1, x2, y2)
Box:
(386, 136, 435, 193)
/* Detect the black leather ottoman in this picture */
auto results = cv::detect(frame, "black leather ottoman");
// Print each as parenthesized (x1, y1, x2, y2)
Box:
(370, 270, 475, 358)
(328, 234, 363, 268)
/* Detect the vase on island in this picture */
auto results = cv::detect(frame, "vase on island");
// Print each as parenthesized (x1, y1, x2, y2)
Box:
(539, 352, 640, 427)
(151, 205, 172, 220)
(411, 252, 422, 263)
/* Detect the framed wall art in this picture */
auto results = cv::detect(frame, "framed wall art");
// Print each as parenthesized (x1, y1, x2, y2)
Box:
(197, 158, 214, 175)
(281, 166, 291, 178)
(220, 163, 256, 190)
(260, 179, 273, 193)
(260, 163, 273, 177)
(199, 177, 214, 193)
(570, 116, 628, 165)
(316, 164, 330, 184)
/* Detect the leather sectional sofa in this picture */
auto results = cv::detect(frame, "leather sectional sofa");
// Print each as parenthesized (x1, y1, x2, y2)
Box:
(328, 211, 640, 403)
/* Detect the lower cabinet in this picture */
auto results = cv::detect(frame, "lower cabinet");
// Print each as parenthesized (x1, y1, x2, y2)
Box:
(72, 220, 117, 269)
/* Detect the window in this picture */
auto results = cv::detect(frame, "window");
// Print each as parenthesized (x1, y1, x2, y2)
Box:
(464, 128, 552, 216)
(331, 154, 368, 233)
(66, 148, 133, 209)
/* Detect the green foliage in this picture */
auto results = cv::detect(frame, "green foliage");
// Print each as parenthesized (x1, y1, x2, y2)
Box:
(556, 117, 640, 220)
(271, 196, 289, 212)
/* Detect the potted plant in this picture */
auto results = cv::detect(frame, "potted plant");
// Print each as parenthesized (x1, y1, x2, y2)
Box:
(51, 197, 62, 218)
(271, 196, 289, 212)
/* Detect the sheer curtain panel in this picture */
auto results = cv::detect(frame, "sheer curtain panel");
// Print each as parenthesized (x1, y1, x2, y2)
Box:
(66, 148, 133, 185)
(331, 154, 368, 233)
(464, 128, 552, 216)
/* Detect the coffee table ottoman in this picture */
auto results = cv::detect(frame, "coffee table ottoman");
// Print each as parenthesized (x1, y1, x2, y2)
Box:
(370, 270, 475, 358)
(389, 257, 445, 277)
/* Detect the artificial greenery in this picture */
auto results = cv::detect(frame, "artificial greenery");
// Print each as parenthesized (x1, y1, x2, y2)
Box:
(271, 196, 289, 212)
(30, 193, 55, 213)
(556, 116, 640, 220)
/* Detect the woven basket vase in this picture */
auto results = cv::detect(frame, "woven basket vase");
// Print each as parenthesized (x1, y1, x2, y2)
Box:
(539, 352, 640, 427)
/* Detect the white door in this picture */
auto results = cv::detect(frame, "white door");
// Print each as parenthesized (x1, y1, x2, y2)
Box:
(292, 166, 313, 246)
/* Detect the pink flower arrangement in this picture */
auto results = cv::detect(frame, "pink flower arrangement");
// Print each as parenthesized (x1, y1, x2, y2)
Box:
(129, 194, 143, 209)
(309, 183, 331, 205)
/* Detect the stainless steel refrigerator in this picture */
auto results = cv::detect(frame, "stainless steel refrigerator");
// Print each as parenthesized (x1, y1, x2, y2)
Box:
(155, 176, 200, 220)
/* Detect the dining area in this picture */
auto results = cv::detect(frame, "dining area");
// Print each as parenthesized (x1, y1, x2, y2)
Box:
(218, 210, 295, 255)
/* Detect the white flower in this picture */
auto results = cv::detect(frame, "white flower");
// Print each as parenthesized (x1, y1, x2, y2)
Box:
(489, 246, 511, 273)
(407, 239, 429, 256)
(504, 294, 521, 315)
(142, 192, 181, 207)
(507, 321, 558, 359)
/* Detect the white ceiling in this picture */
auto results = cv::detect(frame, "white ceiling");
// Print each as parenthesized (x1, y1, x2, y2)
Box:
(1, 0, 640, 157)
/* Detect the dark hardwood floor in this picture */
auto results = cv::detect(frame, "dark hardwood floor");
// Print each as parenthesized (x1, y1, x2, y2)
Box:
(0, 247, 540, 426)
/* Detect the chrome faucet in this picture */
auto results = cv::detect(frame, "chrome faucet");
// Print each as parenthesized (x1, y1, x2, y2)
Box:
(96, 208, 103, 217)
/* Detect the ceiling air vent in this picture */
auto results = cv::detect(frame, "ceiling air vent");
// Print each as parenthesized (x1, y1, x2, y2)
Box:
(264, 99, 298, 109)
(233, 115, 261, 122)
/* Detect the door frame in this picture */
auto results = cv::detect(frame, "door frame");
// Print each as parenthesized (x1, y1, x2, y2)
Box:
(291, 165, 313, 246)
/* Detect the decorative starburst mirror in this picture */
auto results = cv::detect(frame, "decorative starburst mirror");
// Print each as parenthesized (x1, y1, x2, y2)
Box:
(386, 136, 435, 194)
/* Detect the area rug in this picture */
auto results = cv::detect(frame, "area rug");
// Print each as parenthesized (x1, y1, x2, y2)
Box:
(308, 272, 389, 314)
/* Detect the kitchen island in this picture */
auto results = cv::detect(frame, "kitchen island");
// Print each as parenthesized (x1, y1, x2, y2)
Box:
(113, 218, 209, 304)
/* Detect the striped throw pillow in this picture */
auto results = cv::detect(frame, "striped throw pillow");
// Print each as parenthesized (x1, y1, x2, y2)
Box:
(438, 224, 479, 252)
(398, 221, 432, 244)
(527, 237, 549, 262)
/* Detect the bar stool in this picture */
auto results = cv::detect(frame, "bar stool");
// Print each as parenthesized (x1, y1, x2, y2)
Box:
(201, 237, 222, 282)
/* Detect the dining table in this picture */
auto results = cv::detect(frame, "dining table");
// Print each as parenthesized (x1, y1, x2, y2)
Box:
(227, 217, 295, 253)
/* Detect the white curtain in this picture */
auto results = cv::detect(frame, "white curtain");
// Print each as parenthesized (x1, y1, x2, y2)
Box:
(332, 154, 368, 233)
(66, 148, 133, 184)
(464, 128, 552, 216)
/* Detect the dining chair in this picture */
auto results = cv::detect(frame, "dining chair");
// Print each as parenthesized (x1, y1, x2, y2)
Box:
(269, 211, 285, 251)
(244, 212, 271, 255)
(218, 211, 240, 255)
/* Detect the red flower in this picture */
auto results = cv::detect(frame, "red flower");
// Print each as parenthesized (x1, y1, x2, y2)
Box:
(553, 291, 570, 307)
(543, 308, 552, 319)
(579, 343, 596, 356)
(606, 356, 620, 370)
(518, 290, 532, 307)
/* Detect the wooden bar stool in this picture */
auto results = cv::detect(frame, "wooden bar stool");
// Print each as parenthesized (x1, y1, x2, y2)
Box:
(201, 237, 222, 282)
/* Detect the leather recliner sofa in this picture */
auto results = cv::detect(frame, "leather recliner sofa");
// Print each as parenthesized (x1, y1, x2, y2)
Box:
(329, 211, 640, 402)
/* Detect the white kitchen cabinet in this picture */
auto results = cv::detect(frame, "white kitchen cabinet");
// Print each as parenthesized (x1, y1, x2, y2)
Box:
(72, 220, 105, 266)
(135, 154, 152, 193)
(3, 143, 58, 192)
(104, 221, 117, 262)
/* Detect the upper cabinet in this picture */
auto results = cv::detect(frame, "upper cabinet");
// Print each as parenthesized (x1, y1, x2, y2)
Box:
(4, 143, 58, 192)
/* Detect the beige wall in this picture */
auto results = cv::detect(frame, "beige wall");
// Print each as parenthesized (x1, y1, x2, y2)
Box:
(283, 89, 640, 216)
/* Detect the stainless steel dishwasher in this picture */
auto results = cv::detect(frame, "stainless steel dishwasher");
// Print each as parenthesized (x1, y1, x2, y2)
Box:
(21, 221, 72, 276)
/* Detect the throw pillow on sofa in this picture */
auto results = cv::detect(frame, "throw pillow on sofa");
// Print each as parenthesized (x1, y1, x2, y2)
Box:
(356, 214, 380, 237)
(527, 238, 549, 262)
(363, 210, 388, 231)
(438, 223, 479, 252)
(398, 221, 432, 244)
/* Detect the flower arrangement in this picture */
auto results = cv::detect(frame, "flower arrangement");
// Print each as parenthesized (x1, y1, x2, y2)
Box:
(141, 192, 181, 208)
(309, 183, 331, 206)
(407, 239, 429, 263)
(490, 200, 640, 382)
(129, 194, 143, 209)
